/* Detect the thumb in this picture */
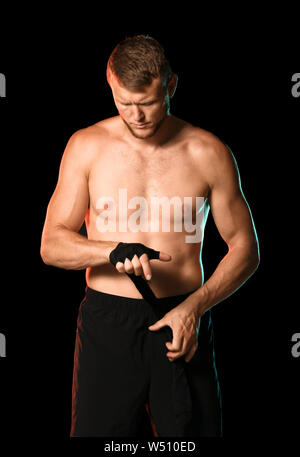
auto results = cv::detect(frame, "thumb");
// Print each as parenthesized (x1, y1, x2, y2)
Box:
(148, 319, 166, 331)
(159, 252, 172, 262)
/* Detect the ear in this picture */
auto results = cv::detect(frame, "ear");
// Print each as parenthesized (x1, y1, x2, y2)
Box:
(106, 68, 112, 88)
(168, 73, 178, 99)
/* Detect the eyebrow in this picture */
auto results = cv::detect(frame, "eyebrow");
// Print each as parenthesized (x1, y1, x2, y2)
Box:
(117, 99, 158, 105)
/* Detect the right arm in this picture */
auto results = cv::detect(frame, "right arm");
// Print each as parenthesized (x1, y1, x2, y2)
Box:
(40, 130, 117, 270)
(40, 129, 171, 276)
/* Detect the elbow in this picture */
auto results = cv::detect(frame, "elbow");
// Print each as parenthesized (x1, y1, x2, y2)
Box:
(230, 239, 260, 273)
(40, 242, 52, 265)
(248, 242, 260, 273)
(40, 234, 56, 266)
(252, 254, 260, 274)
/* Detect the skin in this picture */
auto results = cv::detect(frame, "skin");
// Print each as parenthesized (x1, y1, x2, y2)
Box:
(41, 71, 259, 363)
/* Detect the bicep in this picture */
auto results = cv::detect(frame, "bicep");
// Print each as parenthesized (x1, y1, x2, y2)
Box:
(43, 132, 90, 234)
(208, 146, 258, 249)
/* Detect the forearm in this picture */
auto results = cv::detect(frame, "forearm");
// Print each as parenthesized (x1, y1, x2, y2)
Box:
(193, 245, 260, 317)
(40, 226, 116, 270)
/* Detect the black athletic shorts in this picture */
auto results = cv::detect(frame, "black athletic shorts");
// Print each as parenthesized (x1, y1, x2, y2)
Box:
(70, 287, 222, 437)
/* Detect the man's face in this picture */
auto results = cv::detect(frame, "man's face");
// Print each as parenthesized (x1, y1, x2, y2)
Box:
(109, 73, 175, 140)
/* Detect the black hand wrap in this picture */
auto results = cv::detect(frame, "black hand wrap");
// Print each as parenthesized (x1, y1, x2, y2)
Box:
(109, 242, 160, 266)
(109, 242, 160, 304)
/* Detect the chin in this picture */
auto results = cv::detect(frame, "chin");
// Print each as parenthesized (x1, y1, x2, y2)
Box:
(132, 128, 157, 139)
(125, 118, 165, 140)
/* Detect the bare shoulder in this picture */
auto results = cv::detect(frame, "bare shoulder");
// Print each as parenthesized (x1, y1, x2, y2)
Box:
(66, 118, 111, 153)
(181, 121, 231, 162)
(181, 121, 238, 184)
(61, 117, 114, 168)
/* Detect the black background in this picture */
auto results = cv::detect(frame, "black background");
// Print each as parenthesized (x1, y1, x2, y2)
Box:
(0, 15, 299, 450)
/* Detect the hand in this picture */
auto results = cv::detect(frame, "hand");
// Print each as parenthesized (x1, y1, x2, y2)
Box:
(117, 252, 171, 280)
(148, 295, 201, 363)
(109, 242, 171, 280)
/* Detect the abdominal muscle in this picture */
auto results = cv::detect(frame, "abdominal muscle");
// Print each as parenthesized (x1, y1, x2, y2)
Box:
(85, 229, 204, 299)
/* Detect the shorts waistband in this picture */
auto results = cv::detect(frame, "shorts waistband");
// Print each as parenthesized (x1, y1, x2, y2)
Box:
(85, 286, 198, 308)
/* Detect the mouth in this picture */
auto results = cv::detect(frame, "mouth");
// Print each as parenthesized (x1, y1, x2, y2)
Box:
(132, 123, 150, 129)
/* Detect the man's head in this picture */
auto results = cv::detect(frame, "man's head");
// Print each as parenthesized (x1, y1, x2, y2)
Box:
(107, 35, 177, 139)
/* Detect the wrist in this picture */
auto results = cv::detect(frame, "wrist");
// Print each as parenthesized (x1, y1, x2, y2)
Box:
(100, 240, 119, 264)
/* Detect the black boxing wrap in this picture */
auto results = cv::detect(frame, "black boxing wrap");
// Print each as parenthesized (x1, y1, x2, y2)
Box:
(109, 242, 160, 267)
(109, 242, 160, 304)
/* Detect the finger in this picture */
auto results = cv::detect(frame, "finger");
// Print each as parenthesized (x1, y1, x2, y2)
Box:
(167, 347, 185, 361)
(131, 254, 143, 276)
(159, 252, 172, 262)
(184, 345, 198, 363)
(167, 353, 180, 361)
(148, 318, 166, 331)
(168, 339, 197, 362)
(115, 261, 125, 273)
(139, 253, 152, 280)
(166, 333, 184, 352)
(167, 341, 189, 361)
(124, 258, 134, 274)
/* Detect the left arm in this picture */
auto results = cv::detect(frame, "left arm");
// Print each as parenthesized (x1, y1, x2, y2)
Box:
(192, 142, 260, 316)
(149, 140, 260, 362)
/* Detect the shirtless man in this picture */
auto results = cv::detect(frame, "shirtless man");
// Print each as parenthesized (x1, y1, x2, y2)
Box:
(40, 35, 259, 437)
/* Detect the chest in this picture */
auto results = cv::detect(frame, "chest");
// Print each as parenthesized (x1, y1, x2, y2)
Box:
(89, 146, 208, 208)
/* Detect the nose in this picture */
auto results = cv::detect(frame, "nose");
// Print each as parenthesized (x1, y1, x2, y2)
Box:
(131, 105, 145, 123)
